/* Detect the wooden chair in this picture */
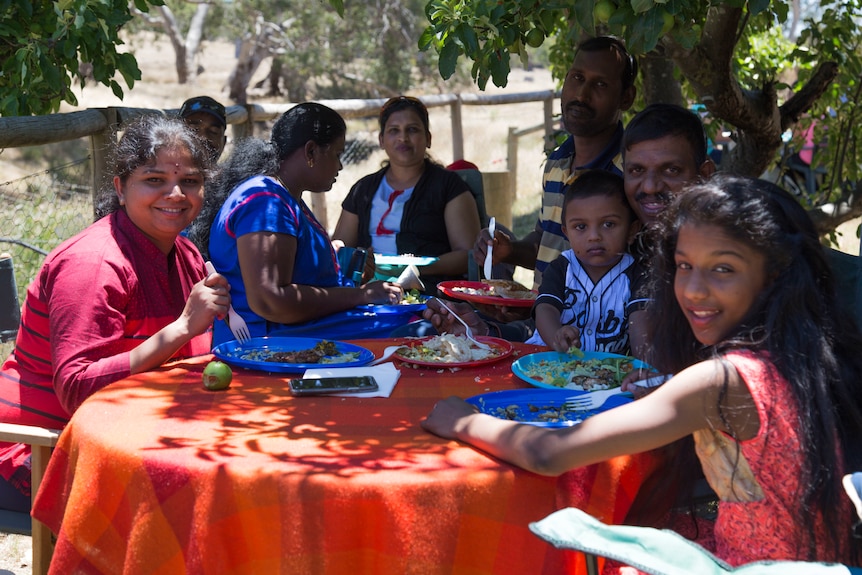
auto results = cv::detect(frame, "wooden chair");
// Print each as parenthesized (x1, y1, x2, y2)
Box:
(0, 423, 60, 575)
(453, 168, 489, 228)
(531, 501, 862, 574)
(453, 169, 518, 282)
(0, 254, 60, 574)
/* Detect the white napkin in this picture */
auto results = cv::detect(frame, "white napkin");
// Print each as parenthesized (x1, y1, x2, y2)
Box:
(301, 362, 401, 398)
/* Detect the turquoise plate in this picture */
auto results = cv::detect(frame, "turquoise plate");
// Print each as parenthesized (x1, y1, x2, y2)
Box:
(511, 351, 652, 390)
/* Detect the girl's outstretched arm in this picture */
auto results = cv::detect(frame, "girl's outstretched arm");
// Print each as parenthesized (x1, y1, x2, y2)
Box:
(422, 358, 759, 476)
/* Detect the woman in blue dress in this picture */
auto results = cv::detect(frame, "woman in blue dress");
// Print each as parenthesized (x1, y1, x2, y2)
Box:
(191, 103, 403, 345)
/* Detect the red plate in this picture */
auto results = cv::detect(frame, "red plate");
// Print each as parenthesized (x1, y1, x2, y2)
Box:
(437, 280, 536, 308)
(394, 335, 515, 368)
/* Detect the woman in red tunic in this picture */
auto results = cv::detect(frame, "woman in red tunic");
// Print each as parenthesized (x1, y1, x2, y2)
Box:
(0, 115, 230, 512)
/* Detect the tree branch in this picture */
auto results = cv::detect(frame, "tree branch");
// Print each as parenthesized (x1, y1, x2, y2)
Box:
(662, 4, 784, 176)
(778, 61, 839, 129)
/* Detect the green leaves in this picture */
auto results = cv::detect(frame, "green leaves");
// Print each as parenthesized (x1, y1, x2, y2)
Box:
(0, 0, 149, 116)
(327, 0, 344, 18)
(438, 39, 460, 80)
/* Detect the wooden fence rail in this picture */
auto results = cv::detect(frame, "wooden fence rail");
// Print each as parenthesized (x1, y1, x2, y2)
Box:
(0, 89, 560, 224)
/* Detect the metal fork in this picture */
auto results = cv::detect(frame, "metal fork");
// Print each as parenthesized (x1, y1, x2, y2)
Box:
(433, 298, 491, 350)
(563, 388, 631, 412)
(204, 261, 251, 344)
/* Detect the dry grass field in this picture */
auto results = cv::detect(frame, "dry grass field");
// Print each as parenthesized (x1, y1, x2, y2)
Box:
(56, 32, 557, 239)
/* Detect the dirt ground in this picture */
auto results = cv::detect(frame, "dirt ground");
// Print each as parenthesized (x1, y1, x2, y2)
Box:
(0, 531, 30, 575)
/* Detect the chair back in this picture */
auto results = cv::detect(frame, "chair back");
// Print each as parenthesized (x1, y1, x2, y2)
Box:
(454, 169, 489, 227)
(826, 247, 862, 332)
(0, 254, 20, 342)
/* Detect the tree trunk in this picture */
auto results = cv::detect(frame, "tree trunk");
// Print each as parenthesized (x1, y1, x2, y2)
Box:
(281, 62, 308, 103)
(155, 3, 210, 85)
(265, 59, 283, 97)
(228, 38, 264, 104)
(157, 5, 188, 84)
(184, 4, 210, 81)
(227, 16, 285, 104)
(639, 52, 684, 107)
(667, 6, 775, 176)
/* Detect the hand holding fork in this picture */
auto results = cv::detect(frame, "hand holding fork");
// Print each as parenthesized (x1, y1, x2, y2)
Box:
(433, 298, 491, 350)
(205, 261, 251, 344)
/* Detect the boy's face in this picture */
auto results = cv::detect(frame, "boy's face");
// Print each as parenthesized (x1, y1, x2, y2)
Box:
(562, 194, 638, 280)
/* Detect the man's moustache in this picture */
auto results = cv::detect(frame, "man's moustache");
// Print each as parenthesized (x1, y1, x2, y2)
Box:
(566, 102, 595, 116)
(635, 191, 672, 204)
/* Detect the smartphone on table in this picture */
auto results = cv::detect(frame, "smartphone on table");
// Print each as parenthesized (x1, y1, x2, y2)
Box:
(288, 375, 379, 396)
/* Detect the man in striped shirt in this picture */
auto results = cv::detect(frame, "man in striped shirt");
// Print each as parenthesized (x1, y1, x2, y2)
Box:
(473, 36, 637, 291)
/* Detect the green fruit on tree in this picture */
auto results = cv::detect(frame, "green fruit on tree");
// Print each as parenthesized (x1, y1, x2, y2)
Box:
(594, 0, 615, 24)
(203, 361, 233, 391)
(525, 28, 545, 48)
(660, 11, 675, 36)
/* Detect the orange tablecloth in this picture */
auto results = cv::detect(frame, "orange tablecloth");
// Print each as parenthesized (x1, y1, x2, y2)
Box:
(32, 340, 663, 575)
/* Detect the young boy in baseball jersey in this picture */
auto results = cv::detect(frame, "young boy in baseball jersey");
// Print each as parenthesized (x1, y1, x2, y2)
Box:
(527, 169, 641, 353)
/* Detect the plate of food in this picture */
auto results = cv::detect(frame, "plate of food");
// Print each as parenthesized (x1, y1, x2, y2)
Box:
(437, 280, 537, 308)
(374, 254, 439, 267)
(373, 255, 439, 282)
(466, 388, 632, 428)
(394, 334, 514, 368)
(511, 351, 651, 391)
(213, 337, 374, 373)
(354, 289, 429, 314)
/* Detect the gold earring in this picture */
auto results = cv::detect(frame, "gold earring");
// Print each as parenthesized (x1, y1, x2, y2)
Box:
(307, 159, 314, 168)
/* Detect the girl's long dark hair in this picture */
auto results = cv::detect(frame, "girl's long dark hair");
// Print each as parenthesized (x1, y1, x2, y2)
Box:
(644, 174, 862, 561)
(187, 102, 346, 258)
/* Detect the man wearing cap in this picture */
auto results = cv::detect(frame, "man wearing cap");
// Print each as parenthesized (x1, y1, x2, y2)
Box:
(179, 96, 227, 162)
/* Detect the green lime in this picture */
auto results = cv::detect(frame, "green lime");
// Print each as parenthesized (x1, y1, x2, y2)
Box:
(525, 28, 545, 48)
(660, 11, 675, 35)
(203, 360, 233, 391)
(594, 0, 615, 24)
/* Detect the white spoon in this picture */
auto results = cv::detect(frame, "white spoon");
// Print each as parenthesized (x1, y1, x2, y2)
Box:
(484, 217, 496, 280)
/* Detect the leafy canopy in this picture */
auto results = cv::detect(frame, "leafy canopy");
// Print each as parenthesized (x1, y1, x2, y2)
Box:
(419, 0, 862, 230)
(0, 0, 162, 116)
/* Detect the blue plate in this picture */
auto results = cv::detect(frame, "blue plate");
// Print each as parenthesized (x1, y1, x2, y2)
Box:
(212, 336, 374, 373)
(466, 388, 632, 428)
(511, 351, 652, 391)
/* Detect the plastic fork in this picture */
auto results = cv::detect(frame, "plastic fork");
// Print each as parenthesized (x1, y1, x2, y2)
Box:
(483, 216, 496, 280)
(204, 261, 251, 344)
(433, 298, 492, 350)
(369, 345, 406, 366)
(563, 388, 632, 412)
